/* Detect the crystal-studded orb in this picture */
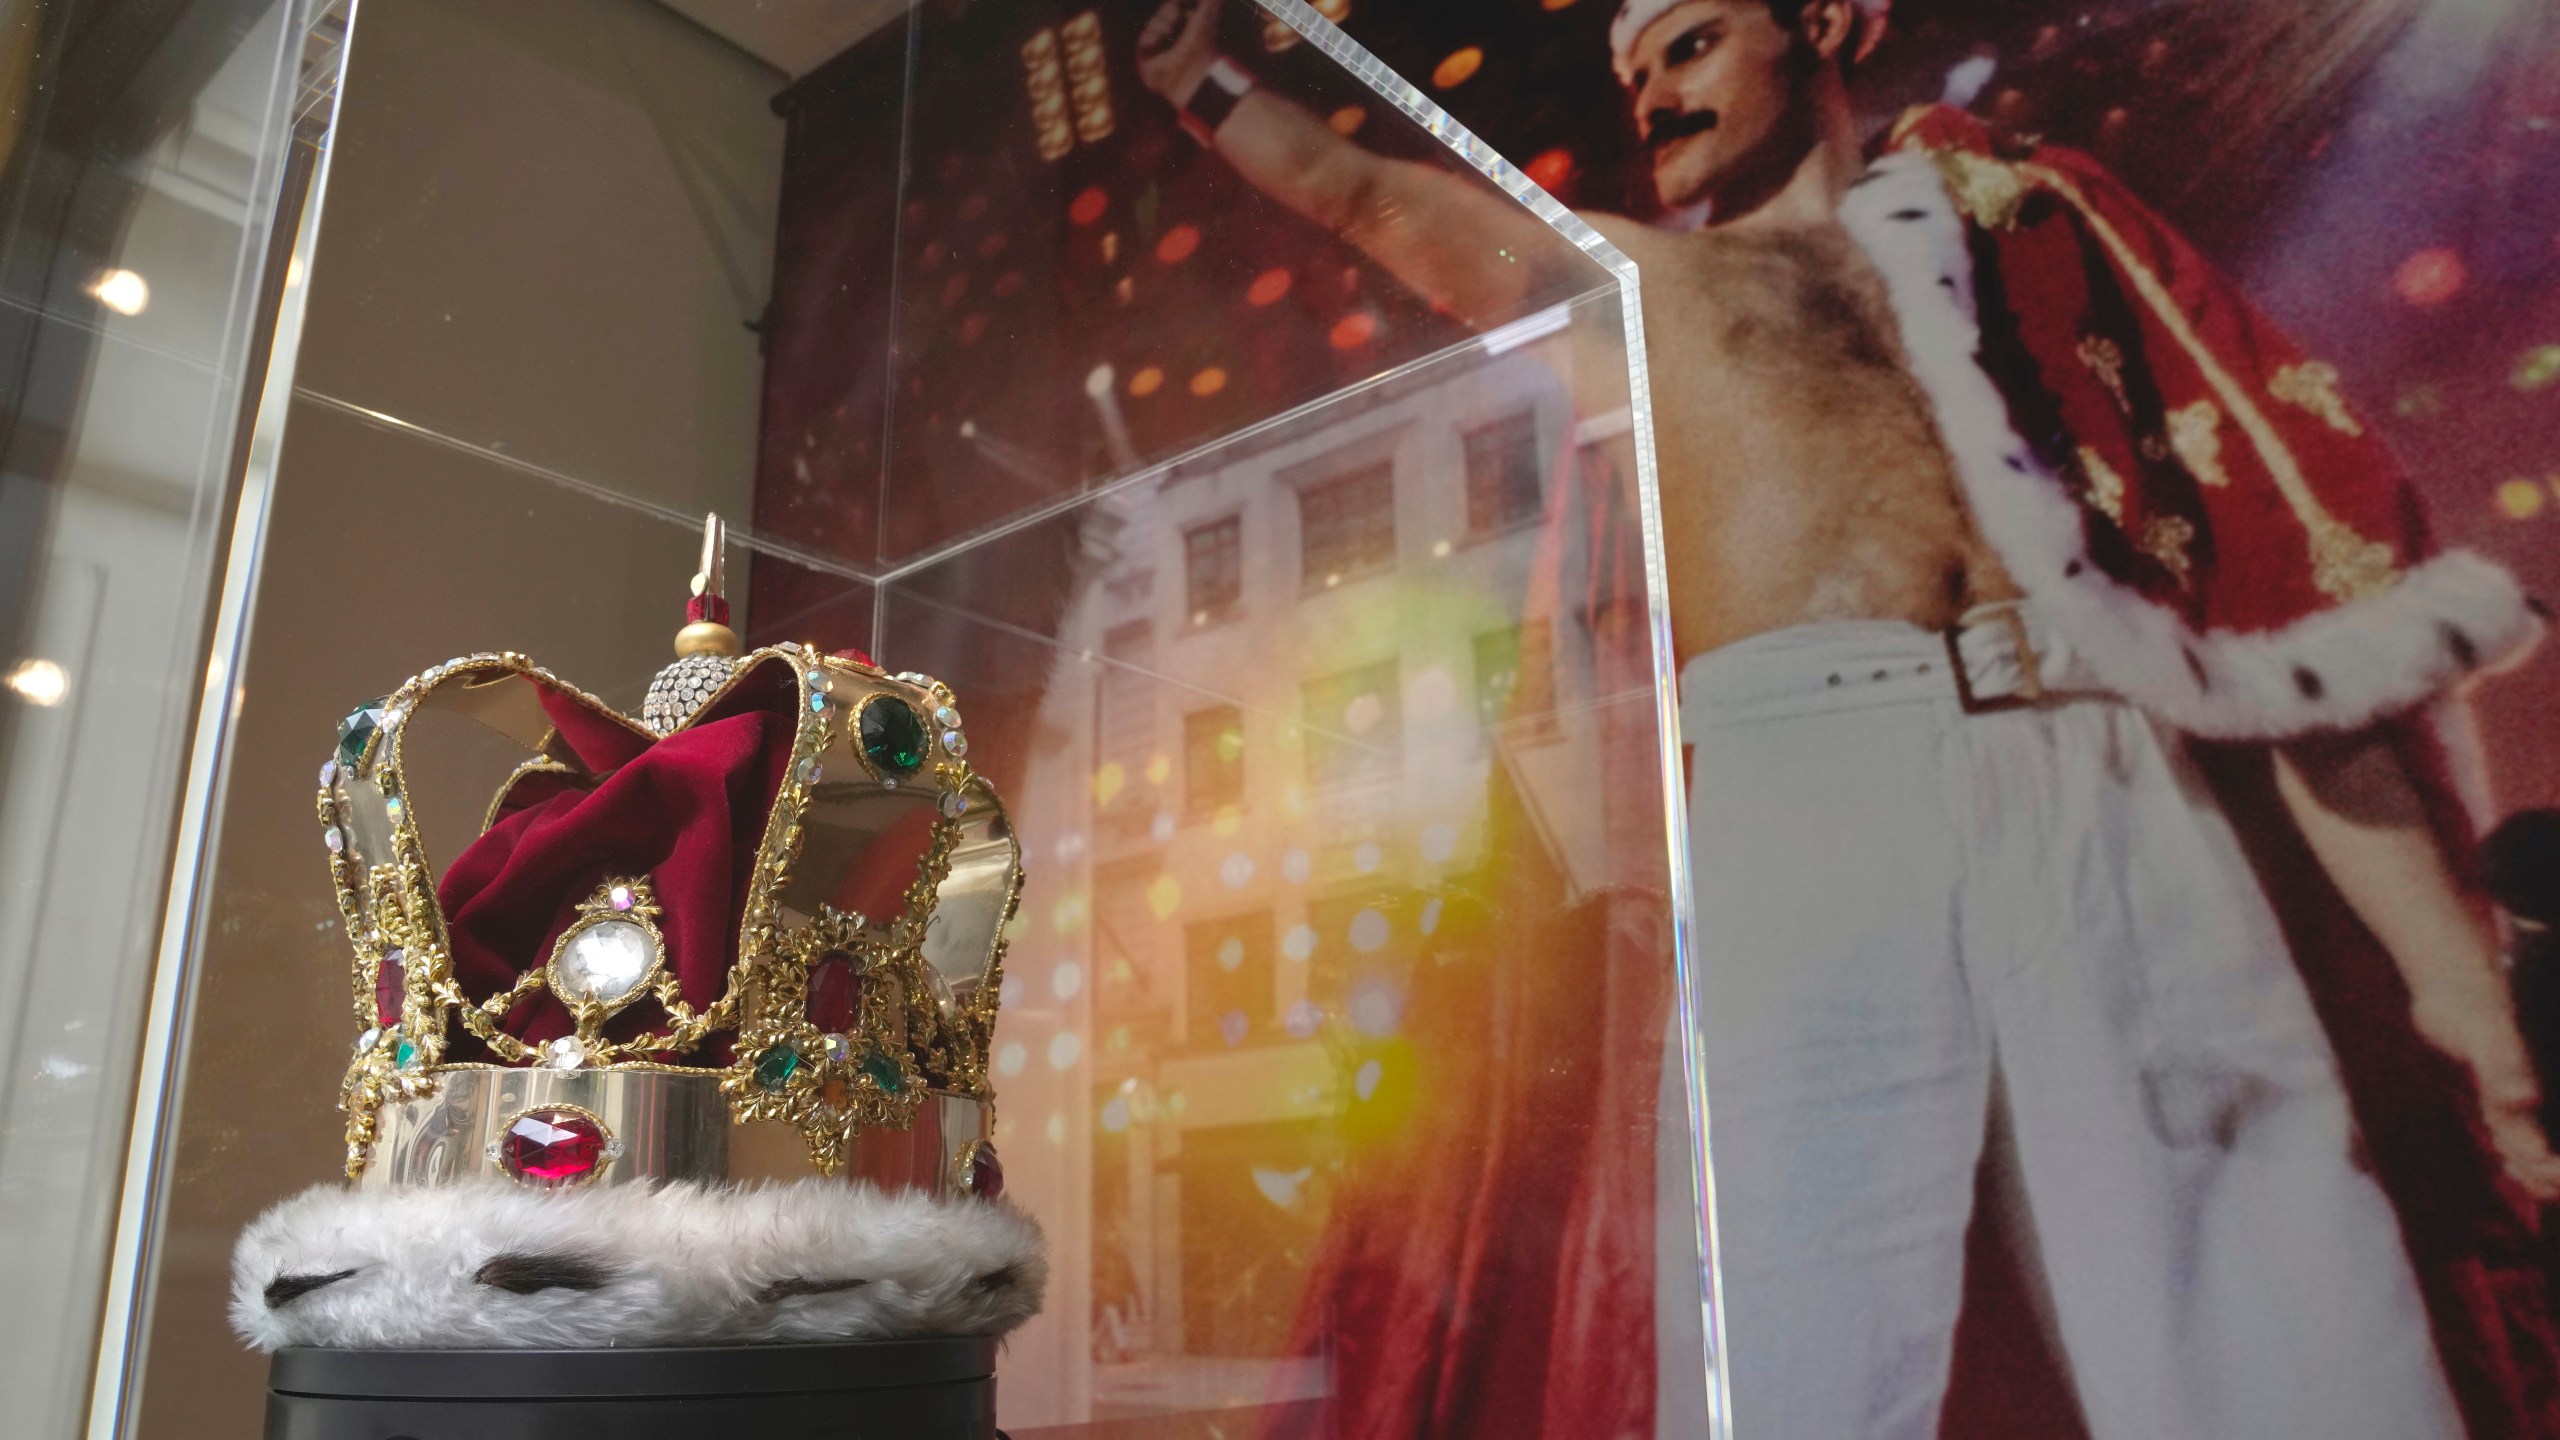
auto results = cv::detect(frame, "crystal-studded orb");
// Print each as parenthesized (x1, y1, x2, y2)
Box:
(860, 697, 929, 777)
(968, 1142, 1005, 1200)
(640, 652, 739, 736)
(498, 1108, 610, 1187)
(555, 919, 655, 1005)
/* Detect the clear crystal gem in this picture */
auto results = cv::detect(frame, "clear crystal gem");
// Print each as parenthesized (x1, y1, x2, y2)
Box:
(824, 1032, 854, 1064)
(543, 1036, 587, 1069)
(938, 789, 969, 818)
(798, 759, 823, 785)
(555, 920, 654, 1005)
(608, 884, 635, 912)
(355, 1027, 381, 1052)
(322, 825, 345, 853)
(933, 704, 962, 730)
(941, 729, 968, 758)
(319, 760, 338, 788)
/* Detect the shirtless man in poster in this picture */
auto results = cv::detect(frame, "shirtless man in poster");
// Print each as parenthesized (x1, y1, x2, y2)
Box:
(1137, 1, 2559, 1434)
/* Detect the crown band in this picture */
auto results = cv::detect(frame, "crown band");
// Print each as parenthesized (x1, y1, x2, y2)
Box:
(361, 1068, 996, 1197)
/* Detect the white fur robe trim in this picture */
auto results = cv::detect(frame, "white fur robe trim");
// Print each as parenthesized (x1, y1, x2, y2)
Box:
(231, 1180, 1045, 1352)
(1836, 149, 2540, 741)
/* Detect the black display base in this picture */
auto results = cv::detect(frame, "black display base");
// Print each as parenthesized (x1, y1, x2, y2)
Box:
(265, 1335, 998, 1439)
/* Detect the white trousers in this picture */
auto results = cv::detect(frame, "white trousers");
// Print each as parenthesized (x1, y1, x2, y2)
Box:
(1671, 618, 2462, 1440)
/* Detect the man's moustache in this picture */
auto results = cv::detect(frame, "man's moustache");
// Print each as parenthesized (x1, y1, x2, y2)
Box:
(1648, 108, 1719, 150)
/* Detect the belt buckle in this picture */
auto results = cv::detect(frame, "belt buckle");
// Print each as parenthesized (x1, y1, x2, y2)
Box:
(1945, 607, 2045, 715)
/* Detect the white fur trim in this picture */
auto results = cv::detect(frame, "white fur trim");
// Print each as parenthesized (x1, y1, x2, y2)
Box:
(1611, 0, 1889, 87)
(230, 1180, 1045, 1352)
(1836, 149, 2542, 740)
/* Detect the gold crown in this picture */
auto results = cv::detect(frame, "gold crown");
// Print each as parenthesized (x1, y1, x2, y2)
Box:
(318, 517, 1020, 1194)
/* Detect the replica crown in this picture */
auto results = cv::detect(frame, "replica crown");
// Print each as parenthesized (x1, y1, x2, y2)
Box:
(235, 515, 1043, 1353)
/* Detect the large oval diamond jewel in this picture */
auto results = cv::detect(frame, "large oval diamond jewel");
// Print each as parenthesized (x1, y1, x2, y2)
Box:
(556, 919, 655, 1005)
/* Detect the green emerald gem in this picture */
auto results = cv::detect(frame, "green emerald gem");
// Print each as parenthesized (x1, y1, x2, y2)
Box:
(861, 1049, 906, 1094)
(336, 697, 391, 769)
(860, 698, 928, 777)
(393, 1037, 419, 1069)
(755, 1042, 805, 1092)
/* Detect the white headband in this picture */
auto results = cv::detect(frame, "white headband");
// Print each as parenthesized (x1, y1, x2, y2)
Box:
(1610, 0, 1890, 88)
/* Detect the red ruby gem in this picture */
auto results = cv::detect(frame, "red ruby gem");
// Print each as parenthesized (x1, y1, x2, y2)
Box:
(969, 1142, 1005, 1200)
(374, 950, 406, 1028)
(808, 952, 862, 1033)
(499, 1108, 609, 1186)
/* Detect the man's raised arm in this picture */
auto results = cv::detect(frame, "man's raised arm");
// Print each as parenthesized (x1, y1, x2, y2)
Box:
(1136, 0, 1579, 331)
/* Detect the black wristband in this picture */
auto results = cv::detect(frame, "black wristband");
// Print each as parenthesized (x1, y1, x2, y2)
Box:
(1181, 58, 1255, 144)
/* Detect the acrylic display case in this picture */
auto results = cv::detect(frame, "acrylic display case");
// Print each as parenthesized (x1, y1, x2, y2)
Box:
(1, 1, 1706, 1435)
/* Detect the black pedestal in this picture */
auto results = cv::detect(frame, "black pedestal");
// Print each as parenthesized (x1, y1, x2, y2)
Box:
(265, 1336, 998, 1439)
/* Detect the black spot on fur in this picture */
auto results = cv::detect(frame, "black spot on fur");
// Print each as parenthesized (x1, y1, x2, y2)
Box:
(2292, 666, 2325, 700)
(2182, 648, 2210, 689)
(974, 1266, 1020, 1293)
(2064, 560, 2085, 578)
(755, 1276, 871, 1304)
(2527, 596, 2551, 620)
(474, 1253, 615, 1294)
(2442, 623, 2478, 668)
(265, 1269, 358, 1308)
(1891, 207, 1927, 221)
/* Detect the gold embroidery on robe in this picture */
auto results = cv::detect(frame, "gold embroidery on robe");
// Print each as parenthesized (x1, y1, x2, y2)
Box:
(2077, 335, 2129, 412)
(1928, 149, 2030, 230)
(2309, 519, 2397, 602)
(2270, 361, 2365, 437)
(2167, 400, 2229, 487)
(2078, 448, 2127, 524)
(2007, 161, 2399, 602)
(2140, 516, 2197, 586)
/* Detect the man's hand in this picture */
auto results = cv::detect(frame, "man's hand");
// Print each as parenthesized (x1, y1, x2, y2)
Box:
(2411, 978, 2560, 1203)
(1137, 0, 1223, 107)
(2275, 734, 2560, 1203)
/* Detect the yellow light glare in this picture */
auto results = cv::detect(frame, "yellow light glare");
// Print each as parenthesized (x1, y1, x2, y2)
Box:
(1093, 762, 1127, 805)
(92, 268, 149, 316)
(6, 658, 68, 707)
(1144, 754, 1172, 786)
(2496, 478, 2546, 520)
(1145, 874, 1182, 920)
(1211, 805, 1243, 836)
